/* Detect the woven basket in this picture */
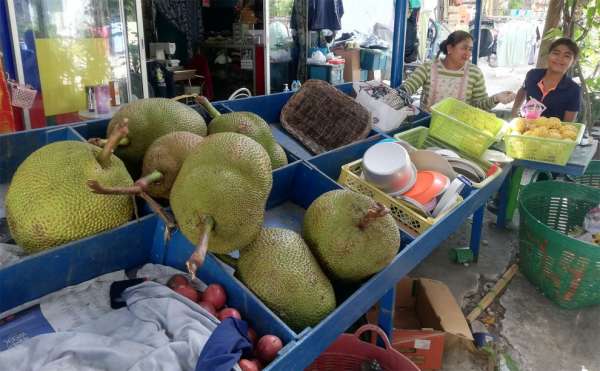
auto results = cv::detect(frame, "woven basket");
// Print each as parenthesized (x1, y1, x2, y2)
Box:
(519, 181, 600, 308)
(280, 79, 372, 154)
(306, 324, 420, 371)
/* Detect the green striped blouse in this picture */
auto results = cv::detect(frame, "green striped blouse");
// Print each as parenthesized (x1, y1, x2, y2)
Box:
(400, 60, 497, 111)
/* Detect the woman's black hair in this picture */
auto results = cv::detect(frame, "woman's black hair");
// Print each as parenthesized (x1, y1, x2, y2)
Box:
(549, 37, 579, 58)
(437, 30, 473, 59)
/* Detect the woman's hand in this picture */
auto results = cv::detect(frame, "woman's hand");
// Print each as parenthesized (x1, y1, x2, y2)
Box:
(493, 91, 516, 104)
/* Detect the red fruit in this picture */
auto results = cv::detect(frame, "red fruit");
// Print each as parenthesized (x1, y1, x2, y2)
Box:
(167, 274, 189, 290)
(202, 284, 227, 310)
(218, 307, 241, 321)
(196, 290, 203, 302)
(174, 285, 199, 302)
(238, 359, 261, 371)
(247, 327, 258, 345)
(198, 301, 217, 316)
(257, 335, 283, 363)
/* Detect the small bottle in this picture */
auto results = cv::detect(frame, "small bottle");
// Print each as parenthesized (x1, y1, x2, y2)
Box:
(283, 83, 290, 92)
(291, 80, 302, 92)
(87, 87, 95, 112)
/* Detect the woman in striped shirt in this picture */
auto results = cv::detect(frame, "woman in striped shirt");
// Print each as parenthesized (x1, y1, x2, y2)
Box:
(397, 31, 515, 112)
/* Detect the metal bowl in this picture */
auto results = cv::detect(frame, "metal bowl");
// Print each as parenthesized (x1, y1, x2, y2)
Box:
(362, 142, 415, 194)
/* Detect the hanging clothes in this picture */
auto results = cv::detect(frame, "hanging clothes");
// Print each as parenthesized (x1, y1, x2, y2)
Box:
(308, 0, 344, 31)
(153, 0, 204, 57)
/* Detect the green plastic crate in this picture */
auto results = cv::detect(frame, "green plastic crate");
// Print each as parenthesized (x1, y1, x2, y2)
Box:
(429, 98, 506, 158)
(518, 181, 600, 309)
(504, 121, 585, 166)
(572, 161, 600, 189)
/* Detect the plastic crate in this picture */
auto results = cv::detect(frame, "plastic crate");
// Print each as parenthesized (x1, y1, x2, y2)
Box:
(394, 126, 502, 189)
(360, 49, 388, 70)
(572, 160, 600, 188)
(338, 159, 462, 236)
(308, 64, 345, 85)
(429, 97, 505, 158)
(518, 181, 600, 309)
(503, 120, 585, 166)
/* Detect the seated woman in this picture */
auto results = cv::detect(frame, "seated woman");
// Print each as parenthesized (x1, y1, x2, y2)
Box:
(511, 38, 580, 121)
(397, 30, 515, 112)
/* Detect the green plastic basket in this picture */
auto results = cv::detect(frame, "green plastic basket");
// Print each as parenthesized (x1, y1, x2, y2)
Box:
(429, 97, 505, 158)
(572, 161, 600, 189)
(394, 126, 500, 189)
(504, 121, 585, 166)
(518, 181, 600, 309)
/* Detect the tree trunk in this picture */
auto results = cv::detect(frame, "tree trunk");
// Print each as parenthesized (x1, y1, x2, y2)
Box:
(536, 0, 564, 67)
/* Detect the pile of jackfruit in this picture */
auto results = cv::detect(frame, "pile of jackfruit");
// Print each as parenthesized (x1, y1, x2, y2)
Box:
(510, 117, 578, 141)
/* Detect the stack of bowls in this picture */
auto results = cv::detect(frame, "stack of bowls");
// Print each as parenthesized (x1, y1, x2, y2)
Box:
(362, 142, 417, 196)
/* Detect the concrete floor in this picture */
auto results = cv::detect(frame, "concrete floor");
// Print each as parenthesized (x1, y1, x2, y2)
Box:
(413, 211, 600, 371)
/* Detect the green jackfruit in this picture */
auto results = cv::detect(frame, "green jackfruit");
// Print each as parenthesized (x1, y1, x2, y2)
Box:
(106, 98, 207, 173)
(303, 190, 400, 282)
(6, 132, 133, 253)
(199, 97, 288, 169)
(141, 131, 204, 199)
(169, 132, 272, 275)
(238, 228, 336, 331)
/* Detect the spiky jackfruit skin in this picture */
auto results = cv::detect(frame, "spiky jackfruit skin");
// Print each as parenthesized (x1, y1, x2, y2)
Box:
(142, 131, 204, 199)
(207, 112, 288, 169)
(302, 190, 400, 282)
(107, 98, 207, 171)
(5, 141, 134, 253)
(170, 132, 272, 254)
(271, 143, 289, 169)
(238, 228, 336, 331)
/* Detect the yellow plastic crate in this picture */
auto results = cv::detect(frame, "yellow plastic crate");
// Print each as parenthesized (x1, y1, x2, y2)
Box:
(503, 121, 585, 165)
(394, 126, 502, 189)
(338, 159, 463, 236)
(429, 98, 506, 158)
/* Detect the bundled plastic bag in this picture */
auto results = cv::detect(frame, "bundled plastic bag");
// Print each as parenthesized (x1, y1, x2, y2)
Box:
(353, 81, 417, 132)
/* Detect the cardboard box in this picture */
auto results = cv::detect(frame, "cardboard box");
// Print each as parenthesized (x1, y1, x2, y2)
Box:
(333, 48, 361, 82)
(367, 278, 473, 370)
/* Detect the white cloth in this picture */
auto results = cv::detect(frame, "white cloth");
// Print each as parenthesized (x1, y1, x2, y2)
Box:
(0, 281, 230, 371)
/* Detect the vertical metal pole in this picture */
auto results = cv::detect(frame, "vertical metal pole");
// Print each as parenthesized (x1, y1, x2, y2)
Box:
(472, 0, 483, 65)
(264, 0, 270, 94)
(136, 0, 149, 99)
(6, 0, 31, 130)
(470, 206, 485, 262)
(377, 287, 396, 343)
(118, 0, 133, 101)
(390, 0, 408, 88)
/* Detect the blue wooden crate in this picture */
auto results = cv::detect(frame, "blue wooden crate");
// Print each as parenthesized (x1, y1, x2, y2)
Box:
(222, 84, 382, 160)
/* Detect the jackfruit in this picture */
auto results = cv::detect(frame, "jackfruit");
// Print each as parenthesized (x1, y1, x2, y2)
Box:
(102, 98, 207, 174)
(141, 132, 204, 199)
(169, 132, 272, 276)
(303, 190, 400, 282)
(238, 228, 336, 331)
(198, 97, 288, 169)
(5, 123, 133, 253)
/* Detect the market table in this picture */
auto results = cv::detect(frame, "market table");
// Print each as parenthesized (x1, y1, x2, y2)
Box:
(496, 139, 599, 228)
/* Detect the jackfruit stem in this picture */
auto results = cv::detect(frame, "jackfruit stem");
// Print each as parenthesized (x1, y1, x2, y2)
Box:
(186, 215, 215, 278)
(98, 118, 129, 168)
(358, 203, 390, 230)
(196, 96, 221, 119)
(88, 137, 130, 148)
(86, 170, 163, 195)
(138, 192, 176, 229)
